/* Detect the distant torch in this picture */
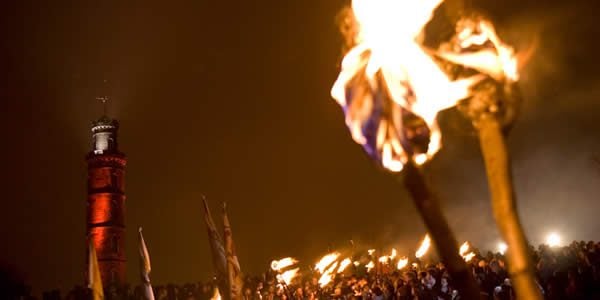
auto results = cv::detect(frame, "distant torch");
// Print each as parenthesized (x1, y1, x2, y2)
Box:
(546, 233, 561, 248)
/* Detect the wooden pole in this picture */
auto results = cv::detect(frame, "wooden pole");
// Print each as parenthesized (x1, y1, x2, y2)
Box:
(400, 162, 481, 300)
(456, 75, 543, 300)
(475, 115, 543, 300)
(440, 0, 543, 296)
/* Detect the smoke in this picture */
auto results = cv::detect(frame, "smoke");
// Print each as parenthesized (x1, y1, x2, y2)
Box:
(430, 0, 600, 246)
(474, 0, 600, 110)
(491, 0, 600, 244)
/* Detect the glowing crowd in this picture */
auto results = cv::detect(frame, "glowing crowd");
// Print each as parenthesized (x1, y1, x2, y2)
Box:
(27, 239, 600, 300)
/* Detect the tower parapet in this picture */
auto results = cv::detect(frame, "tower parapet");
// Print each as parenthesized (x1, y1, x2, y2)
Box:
(90, 115, 120, 155)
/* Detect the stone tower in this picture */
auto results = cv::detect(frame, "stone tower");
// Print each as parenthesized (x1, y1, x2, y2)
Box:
(86, 109, 127, 287)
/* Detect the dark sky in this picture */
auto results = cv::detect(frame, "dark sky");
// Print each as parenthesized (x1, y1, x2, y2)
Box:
(1, 0, 600, 294)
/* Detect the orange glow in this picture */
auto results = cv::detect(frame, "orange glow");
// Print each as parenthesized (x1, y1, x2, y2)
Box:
(87, 122, 127, 288)
(88, 194, 120, 224)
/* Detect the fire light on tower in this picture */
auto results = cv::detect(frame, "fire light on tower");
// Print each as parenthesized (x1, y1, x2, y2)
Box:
(86, 97, 127, 287)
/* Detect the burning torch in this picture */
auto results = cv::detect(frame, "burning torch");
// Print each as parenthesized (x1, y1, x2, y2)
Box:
(436, 6, 543, 300)
(271, 257, 299, 300)
(331, 0, 481, 298)
(329, 0, 541, 299)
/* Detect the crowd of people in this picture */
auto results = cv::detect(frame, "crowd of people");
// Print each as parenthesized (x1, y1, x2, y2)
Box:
(10, 240, 600, 300)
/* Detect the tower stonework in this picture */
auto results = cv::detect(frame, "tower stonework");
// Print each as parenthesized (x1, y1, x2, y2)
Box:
(86, 115, 126, 287)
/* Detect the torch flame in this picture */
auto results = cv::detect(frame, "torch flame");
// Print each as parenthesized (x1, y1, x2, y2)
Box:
(378, 255, 390, 264)
(271, 257, 298, 271)
(415, 234, 431, 258)
(458, 242, 475, 261)
(318, 262, 339, 287)
(365, 261, 375, 272)
(278, 268, 300, 285)
(318, 273, 333, 287)
(438, 19, 518, 82)
(463, 252, 476, 262)
(315, 252, 340, 273)
(459, 242, 470, 256)
(338, 258, 352, 273)
(414, 153, 428, 166)
(211, 288, 221, 300)
(458, 241, 476, 261)
(397, 257, 409, 270)
(331, 0, 519, 172)
(390, 248, 397, 259)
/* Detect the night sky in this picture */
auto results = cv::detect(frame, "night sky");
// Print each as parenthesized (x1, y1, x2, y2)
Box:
(1, 0, 600, 294)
